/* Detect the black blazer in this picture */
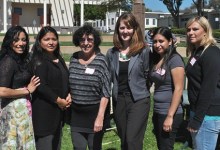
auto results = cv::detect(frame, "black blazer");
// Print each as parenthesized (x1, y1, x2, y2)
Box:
(106, 47, 151, 102)
(31, 55, 69, 136)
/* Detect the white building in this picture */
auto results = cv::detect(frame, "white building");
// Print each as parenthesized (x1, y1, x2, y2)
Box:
(0, 0, 74, 34)
(96, 11, 172, 31)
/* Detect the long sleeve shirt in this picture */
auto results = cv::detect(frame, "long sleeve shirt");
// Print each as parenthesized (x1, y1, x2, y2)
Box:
(186, 45, 220, 130)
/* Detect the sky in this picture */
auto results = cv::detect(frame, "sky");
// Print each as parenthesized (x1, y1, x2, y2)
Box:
(144, 0, 193, 12)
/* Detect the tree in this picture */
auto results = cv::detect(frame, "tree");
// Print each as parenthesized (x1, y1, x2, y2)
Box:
(192, 0, 204, 16)
(208, 0, 220, 9)
(74, 4, 106, 25)
(101, 0, 132, 13)
(160, 0, 183, 27)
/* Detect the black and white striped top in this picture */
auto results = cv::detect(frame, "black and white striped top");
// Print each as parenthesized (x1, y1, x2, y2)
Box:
(69, 52, 111, 104)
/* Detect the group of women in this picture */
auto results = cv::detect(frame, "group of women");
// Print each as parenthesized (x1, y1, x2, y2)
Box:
(0, 12, 220, 150)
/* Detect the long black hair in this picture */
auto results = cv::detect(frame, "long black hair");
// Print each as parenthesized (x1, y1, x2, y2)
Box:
(150, 26, 178, 71)
(0, 26, 29, 62)
(31, 26, 60, 58)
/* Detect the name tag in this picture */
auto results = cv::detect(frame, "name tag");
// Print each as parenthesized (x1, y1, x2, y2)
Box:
(156, 68, 166, 75)
(85, 67, 95, 74)
(190, 57, 196, 66)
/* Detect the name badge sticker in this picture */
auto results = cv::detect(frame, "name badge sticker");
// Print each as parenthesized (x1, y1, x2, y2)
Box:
(85, 68, 95, 74)
(190, 57, 196, 66)
(156, 68, 166, 76)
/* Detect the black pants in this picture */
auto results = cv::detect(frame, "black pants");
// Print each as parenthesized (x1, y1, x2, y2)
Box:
(113, 94, 150, 150)
(71, 131, 104, 150)
(35, 124, 62, 150)
(152, 112, 183, 150)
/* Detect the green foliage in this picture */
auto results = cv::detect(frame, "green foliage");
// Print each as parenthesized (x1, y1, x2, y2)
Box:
(145, 7, 153, 12)
(159, 0, 183, 27)
(74, 4, 106, 24)
(213, 31, 220, 38)
(171, 28, 186, 35)
(62, 53, 72, 62)
(101, 0, 132, 12)
(214, 29, 220, 32)
(208, 0, 220, 9)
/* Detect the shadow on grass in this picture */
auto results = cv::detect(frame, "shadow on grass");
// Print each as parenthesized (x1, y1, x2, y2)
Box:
(105, 149, 117, 150)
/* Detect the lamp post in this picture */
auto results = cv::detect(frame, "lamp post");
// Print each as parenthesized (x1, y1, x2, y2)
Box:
(216, 5, 220, 29)
(43, 0, 47, 26)
(106, 4, 109, 33)
(80, 0, 84, 26)
(3, 0, 7, 32)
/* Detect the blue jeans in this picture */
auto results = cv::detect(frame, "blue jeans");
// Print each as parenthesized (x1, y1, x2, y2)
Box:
(191, 118, 220, 150)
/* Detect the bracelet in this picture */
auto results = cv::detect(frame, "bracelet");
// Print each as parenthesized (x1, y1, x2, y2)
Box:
(26, 88, 31, 95)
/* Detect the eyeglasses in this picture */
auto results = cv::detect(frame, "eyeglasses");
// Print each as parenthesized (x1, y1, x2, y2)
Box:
(80, 38, 94, 43)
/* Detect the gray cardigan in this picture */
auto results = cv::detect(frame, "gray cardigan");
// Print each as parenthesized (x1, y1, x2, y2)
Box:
(106, 47, 151, 102)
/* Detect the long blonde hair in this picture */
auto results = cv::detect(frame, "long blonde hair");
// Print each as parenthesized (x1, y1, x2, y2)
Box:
(185, 16, 216, 56)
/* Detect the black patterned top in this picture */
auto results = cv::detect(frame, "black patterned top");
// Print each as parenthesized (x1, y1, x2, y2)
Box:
(0, 51, 31, 108)
(69, 52, 111, 104)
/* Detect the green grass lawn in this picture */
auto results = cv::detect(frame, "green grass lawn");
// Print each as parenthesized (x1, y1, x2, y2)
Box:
(61, 97, 192, 150)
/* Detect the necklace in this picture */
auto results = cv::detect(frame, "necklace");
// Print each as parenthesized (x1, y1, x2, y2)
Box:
(79, 52, 96, 68)
(119, 52, 130, 61)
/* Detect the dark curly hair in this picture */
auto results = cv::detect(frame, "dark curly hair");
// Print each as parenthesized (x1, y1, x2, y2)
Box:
(72, 24, 101, 52)
(0, 26, 29, 61)
(32, 26, 60, 58)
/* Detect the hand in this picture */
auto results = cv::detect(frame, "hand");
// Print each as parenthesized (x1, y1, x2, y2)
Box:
(163, 116, 173, 132)
(187, 127, 198, 133)
(65, 94, 72, 108)
(94, 115, 104, 132)
(27, 76, 40, 93)
(56, 97, 69, 109)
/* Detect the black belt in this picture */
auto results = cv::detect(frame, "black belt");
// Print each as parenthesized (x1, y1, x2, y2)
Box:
(118, 92, 131, 96)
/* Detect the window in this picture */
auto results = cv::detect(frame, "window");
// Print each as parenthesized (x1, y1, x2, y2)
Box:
(14, 7, 22, 15)
(37, 8, 43, 16)
(111, 18, 114, 25)
(104, 20, 106, 26)
(100, 20, 102, 26)
(145, 19, 149, 25)
(153, 19, 156, 25)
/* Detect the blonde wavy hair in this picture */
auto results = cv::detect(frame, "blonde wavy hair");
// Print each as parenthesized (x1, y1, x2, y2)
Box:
(185, 16, 216, 56)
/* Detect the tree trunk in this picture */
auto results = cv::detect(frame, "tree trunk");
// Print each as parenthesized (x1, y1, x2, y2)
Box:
(132, 0, 145, 38)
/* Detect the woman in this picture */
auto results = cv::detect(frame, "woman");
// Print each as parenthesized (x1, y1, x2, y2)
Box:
(0, 26, 40, 149)
(69, 24, 111, 150)
(150, 27, 185, 150)
(30, 26, 71, 150)
(186, 16, 220, 150)
(106, 12, 151, 150)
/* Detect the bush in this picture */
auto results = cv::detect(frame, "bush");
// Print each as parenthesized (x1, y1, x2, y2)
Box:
(213, 32, 220, 39)
(171, 28, 186, 35)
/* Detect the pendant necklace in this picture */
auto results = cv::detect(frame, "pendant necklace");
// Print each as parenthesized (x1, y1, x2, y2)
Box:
(119, 52, 130, 61)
